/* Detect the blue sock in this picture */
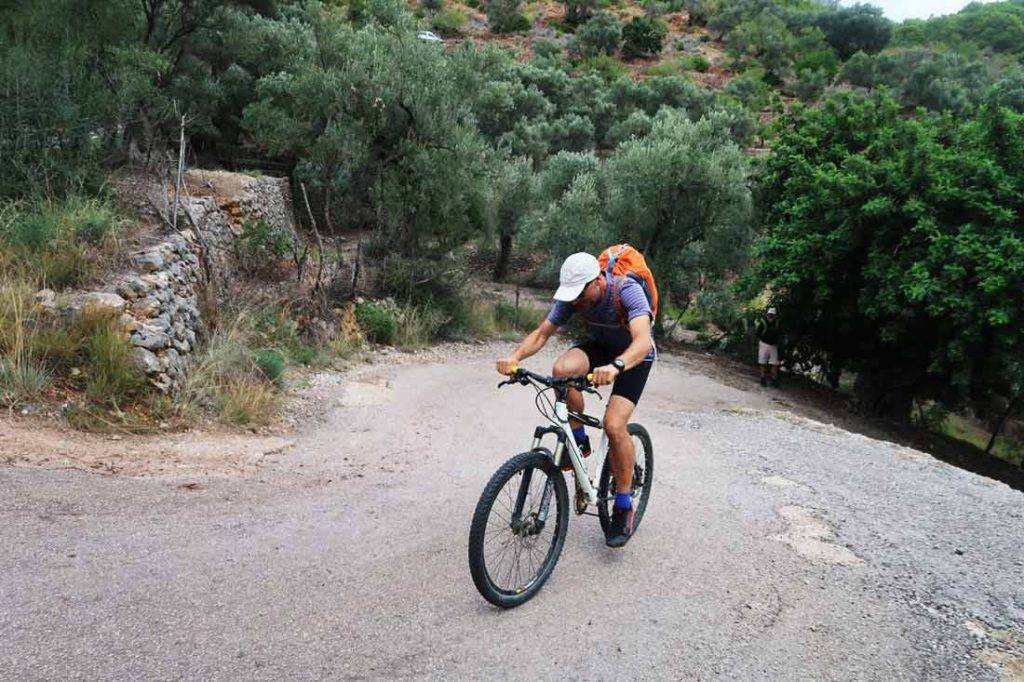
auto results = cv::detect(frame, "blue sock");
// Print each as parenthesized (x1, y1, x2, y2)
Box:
(614, 492, 632, 510)
(572, 426, 587, 444)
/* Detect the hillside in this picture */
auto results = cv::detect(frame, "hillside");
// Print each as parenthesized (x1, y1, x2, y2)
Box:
(2, 0, 1022, 463)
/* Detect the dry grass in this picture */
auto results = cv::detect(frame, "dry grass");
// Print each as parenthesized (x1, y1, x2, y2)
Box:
(0, 277, 50, 405)
(219, 376, 279, 426)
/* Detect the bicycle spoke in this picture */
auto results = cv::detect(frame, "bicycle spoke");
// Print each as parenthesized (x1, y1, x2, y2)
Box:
(479, 461, 564, 595)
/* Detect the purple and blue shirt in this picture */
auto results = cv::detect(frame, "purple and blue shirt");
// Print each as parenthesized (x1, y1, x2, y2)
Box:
(547, 276, 656, 363)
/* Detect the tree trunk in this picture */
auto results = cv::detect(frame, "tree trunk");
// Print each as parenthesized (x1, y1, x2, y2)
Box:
(494, 233, 513, 281)
(986, 395, 1020, 454)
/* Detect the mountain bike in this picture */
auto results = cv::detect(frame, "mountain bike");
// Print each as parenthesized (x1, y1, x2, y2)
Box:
(468, 366, 654, 608)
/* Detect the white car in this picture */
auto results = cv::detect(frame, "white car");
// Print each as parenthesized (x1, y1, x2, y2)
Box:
(417, 30, 443, 43)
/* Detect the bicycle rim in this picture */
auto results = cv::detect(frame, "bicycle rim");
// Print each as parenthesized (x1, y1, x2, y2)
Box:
(598, 424, 653, 535)
(469, 451, 568, 607)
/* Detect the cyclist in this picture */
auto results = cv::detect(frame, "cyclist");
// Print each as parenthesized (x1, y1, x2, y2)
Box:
(496, 252, 654, 548)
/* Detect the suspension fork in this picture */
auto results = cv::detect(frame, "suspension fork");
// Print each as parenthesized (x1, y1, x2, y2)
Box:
(510, 467, 556, 531)
(511, 467, 534, 530)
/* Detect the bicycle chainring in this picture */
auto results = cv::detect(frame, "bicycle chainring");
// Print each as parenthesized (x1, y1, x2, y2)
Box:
(574, 485, 589, 515)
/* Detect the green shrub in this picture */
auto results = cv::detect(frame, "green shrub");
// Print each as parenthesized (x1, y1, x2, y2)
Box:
(289, 345, 319, 365)
(355, 300, 398, 344)
(533, 39, 564, 61)
(622, 16, 667, 58)
(579, 53, 628, 82)
(0, 198, 122, 290)
(433, 8, 467, 35)
(646, 59, 680, 77)
(253, 348, 286, 384)
(724, 71, 769, 108)
(488, 0, 530, 33)
(683, 54, 710, 72)
(793, 68, 831, 102)
(569, 12, 622, 60)
(421, 0, 443, 11)
(465, 0, 480, 8)
(604, 110, 653, 147)
(243, 217, 293, 271)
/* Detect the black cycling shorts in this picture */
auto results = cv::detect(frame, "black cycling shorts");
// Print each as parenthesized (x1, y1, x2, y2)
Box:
(573, 341, 652, 406)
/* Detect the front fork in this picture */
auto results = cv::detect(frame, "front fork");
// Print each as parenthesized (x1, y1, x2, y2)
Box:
(510, 467, 555, 534)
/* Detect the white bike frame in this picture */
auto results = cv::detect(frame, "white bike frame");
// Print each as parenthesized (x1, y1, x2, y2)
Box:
(530, 399, 607, 507)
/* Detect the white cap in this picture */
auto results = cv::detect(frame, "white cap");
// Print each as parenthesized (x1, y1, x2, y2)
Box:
(553, 252, 601, 302)
(767, 307, 777, 315)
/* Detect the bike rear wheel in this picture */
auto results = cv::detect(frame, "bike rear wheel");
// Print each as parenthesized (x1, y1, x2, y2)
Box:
(598, 423, 654, 536)
(468, 450, 569, 608)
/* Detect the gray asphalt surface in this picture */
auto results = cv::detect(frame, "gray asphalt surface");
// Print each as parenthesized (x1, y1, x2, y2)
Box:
(1, 345, 1022, 680)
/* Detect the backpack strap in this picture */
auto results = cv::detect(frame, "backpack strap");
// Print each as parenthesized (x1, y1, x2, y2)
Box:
(603, 245, 633, 326)
(610, 275, 628, 327)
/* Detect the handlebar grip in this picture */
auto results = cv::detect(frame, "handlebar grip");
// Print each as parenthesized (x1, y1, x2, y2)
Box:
(509, 364, 519, 375)
(586, 373, 594, 383)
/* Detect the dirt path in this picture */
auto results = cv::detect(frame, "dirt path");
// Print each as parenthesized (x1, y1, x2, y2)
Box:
(1, 341, 1022, 679)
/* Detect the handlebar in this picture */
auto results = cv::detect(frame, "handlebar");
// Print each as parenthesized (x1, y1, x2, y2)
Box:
(498, 366, 598, 393)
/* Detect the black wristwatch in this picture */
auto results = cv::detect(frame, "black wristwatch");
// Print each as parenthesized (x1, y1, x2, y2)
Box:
(612, 358, 626, 372)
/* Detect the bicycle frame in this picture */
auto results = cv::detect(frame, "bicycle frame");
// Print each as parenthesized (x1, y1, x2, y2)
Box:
(529, 397, 607, 508)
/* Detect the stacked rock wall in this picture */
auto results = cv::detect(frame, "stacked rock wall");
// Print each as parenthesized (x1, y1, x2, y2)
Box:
(50, 170, 297, 395)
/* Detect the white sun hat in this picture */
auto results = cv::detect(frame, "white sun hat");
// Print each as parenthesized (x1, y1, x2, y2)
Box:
(553, 252, 601, 302)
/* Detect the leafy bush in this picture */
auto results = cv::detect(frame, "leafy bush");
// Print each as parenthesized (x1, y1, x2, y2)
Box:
(793, 67, 831, 102)
(488, 0, 530, 33)
(682, 54, 711, 72)
(579, 54, 627, 82)
(0, 198, 122, 290)
(814, 4, 892, 59)
(794, 47, 839, 77)
(242, 217, 293, 271)
(724, 71, 769, 108)
(550, 114, 595, 152)
(836, 51, 876, 88)
(604, 110, 753, 306)
(253, 349, 286, 384)
(604, 110, 653, 146)
(433, 8, 467, 35)
(355, 300, 398, 344)
(421, 0, 443, 11)
(569, 12, 622, 60)
(622, 16, 668, 58)
(755, 90, 1024, 418)
(533, 39, 564, 62)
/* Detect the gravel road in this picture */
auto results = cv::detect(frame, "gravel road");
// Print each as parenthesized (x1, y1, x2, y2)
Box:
(1, 343, 1022, 680)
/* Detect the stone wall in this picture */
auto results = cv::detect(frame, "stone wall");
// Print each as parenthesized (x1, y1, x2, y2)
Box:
(41, 170, 296, 395)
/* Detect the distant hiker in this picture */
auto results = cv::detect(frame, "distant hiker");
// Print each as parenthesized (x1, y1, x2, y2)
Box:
(754, 307, 781, 387)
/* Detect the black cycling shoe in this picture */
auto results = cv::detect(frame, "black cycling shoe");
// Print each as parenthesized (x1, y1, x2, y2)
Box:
(605, 505, 635, 548)
(561, 436, 591, 471)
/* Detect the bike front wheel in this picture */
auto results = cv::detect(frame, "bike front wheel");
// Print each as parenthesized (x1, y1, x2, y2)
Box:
(468, 449, 569, 608)
(598, 423, 654, 537)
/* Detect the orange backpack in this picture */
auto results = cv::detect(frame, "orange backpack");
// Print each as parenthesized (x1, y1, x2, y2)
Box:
(598, 244, 659, 322)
